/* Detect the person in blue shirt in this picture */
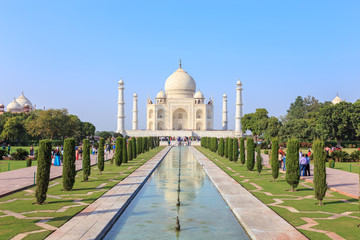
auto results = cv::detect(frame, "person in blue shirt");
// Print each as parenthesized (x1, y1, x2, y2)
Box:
(282, 154, 286, 171)
(305, 154, 311, 176)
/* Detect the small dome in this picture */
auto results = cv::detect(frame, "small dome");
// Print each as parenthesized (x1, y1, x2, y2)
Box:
(223, 93, 227, 98)
(332, 95, 343, 105)
(156, 90, 166, 99)
(16, 92, 33, 109)
(118, 79, 124, 84)
(7, 99, 22, 112)
(133, 93, 137, 97)
(194, 91, 204, 99)
(165, 66, 196, 98)
(0, 103, 4, 108)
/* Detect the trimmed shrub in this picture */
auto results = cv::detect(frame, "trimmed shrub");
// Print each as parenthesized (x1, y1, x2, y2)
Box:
(233, 138, 239, 162)
(246, 138, 255, 170)
(271, 138, 280, 182)
(313, 139, 327, 205)
(218, 138, 224, 157)
(328, 159, 335, 168)
(26, 158, 32, 167)
(240, 137, 245, 165)
(0, 148, 7, 159)
(256, 145, 262, 174)
(350, 150, 360, 161)
(228, 138, 233, 161)
(132, 138, 137, 159)
(286, 139, 300, 192)
(115, 137, 122, 166)
(213, 137, 218, 152)
(122, 138, 128, 163)
(224, 138, 229, 158)
(62, 138, 76, 191)
(82, 139, 91, 181)
(137, 137, 142, 155)
(10, 148, 29, 160)
(264, 150, 269, 155)
(128, 139, 133, 161)
(35, 139, 52, 204)
(98, 138, 105, 174)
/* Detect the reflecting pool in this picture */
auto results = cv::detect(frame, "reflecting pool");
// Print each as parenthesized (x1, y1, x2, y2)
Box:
(104, 147, 249, 240)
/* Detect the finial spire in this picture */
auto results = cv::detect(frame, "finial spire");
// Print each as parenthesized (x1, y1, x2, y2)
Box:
(179, 58, 182, 68)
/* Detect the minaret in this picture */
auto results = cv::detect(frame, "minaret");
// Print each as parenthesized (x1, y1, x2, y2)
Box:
(222, 94, 228, 130)
(235, 80, 243, 137)
(132, 93, 138, 130)
(117, 79, 125, 135)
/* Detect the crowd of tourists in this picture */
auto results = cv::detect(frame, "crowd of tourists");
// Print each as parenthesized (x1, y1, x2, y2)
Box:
(278, 148, 311, 176)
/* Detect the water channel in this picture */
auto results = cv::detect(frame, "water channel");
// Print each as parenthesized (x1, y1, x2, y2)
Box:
(104, 147, 249, 240)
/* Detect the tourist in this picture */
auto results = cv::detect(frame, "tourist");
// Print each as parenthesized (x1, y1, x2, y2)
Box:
(305, 154, 310, 176)
(76, 148, 79, 160)
(79, 147, 83, 159)
(299, 150, 302, 160)
(29, 145, 34, 156)
(54, 150, 61, 166)
(299, 154, 307, 176)
(282, 154, 286, 171)
(92, 147, 95, 155)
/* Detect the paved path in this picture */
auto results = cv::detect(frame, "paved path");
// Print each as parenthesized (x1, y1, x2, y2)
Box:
(0, 152, 114, 197)
(261, 153, 359, 199)
(46, 146, 171, 240)
(190, 147, 306, 240)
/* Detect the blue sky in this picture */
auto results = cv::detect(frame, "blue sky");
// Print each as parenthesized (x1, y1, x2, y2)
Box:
(0, 1, 359, 131)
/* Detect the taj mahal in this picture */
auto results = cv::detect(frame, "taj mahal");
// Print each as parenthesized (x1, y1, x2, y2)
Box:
(116, 61, 243, 138)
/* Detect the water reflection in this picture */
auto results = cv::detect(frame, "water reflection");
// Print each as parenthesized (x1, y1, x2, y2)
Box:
(104, 147, 249, 240)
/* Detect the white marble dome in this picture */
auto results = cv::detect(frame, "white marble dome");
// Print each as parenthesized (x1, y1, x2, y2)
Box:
(16, 92, 33, 109)
(194, 90, 204, 99)
(156, 90, 166, 99)
(165, 67, 196, 98)
(7, 99, 23, 112)
(331, 95, 343, 105)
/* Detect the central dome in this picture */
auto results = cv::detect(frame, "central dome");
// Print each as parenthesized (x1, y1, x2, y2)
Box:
(164, 66, 196, 98)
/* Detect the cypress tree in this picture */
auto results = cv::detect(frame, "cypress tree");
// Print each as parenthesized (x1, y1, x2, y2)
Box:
(228, 138, 233, 161)
(286, 139, 300, 192)
(246, 138, 255, 171)
(128, 139, 133, 161)
(233, 138, 239, 162)
(137, 137, 142, 155)
(62, 138, 76, 191)
(115, 137, 122, 166)
(143, 137, 147, 153)
(224, 138, 229, 158)
(98, 138, 105, 174)
(271, 138, 280, 182)
(313, 139, 327, 205)
(122, 138, 128, 163)
(240, 137, 245, 165)
(82, 139, 91, 181)
(214, 138, 218, 152)
(218, 138, 224, 157)
(132, 138, 137, 159)
(256, 145, 262, 174)
(35, 139, 52, 204)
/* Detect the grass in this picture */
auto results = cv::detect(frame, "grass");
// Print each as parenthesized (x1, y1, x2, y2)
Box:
(0, 160, 37, 172)
(0, 146, 165, 240)
(330, 161, 360, 174)
(196, 147, 360, 240)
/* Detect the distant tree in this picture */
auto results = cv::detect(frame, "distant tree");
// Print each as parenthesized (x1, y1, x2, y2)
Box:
(224, 138, 229, 158)
(82, 139, 91, 181)
(228, 138, 233, 161)
(97, 138, 105, 174)
(246, 138, 255, 170)
(264, 117, 282, 140)
(287, 96, 306, 120)
(122, 138, 128, 163)
(240, 137, 245, 165)
(233, 138, 239, 162)
(35, 139, 52, 204)
(62, 138, 76, 191)
(0, 116, 27, 142)
(115, 137, 122, 166)
(256, 145, 262, 174)
(271, 138, 280, 182)
(286, 139, 300, 192)
(241, 108, 269, 139)
(218, 138, 224, 157)
(313, 139, 327, 205)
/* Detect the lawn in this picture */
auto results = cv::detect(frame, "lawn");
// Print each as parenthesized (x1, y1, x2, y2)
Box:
(0, 160, 37, 172)
(196, 147, 360, 240)
(0, 146, 165, 240)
